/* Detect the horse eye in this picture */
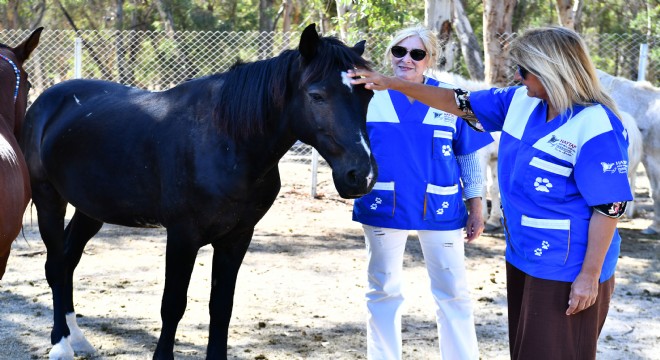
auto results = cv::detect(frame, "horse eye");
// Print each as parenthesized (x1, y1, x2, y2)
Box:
(309, 92, 324, 102)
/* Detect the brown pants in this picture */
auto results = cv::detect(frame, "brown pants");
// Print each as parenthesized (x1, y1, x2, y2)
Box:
(506, 262, 615, 360)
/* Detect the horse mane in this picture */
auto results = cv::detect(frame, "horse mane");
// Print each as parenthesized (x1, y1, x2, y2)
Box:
(214, 35, 371, 140)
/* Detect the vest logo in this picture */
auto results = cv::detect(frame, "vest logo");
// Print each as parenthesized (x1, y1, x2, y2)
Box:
(547, 135, 560, 144)
(601, 162, 615, 173)
(534, 177, 553, 192)
(546, 135, 577, 157)
(436, 201, 450, 215)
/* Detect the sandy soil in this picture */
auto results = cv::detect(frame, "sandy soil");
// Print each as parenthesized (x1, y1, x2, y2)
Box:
(0, 162, 658, 360)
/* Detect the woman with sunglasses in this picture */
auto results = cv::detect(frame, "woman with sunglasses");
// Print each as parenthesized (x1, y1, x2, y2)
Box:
(350, 26, 632, 360)
(351, 25, 493, 360)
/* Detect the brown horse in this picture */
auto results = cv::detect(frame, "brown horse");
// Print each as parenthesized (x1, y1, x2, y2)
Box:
(0, 27, 42, 279)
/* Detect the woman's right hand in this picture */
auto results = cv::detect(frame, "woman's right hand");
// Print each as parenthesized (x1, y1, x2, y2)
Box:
(348, 69, 393, 91)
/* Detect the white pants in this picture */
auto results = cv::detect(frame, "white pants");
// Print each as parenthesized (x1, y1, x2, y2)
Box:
(363, 225, 479, 360)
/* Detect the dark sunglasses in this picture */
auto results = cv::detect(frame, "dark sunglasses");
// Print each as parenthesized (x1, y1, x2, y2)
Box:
(391, 45, 427, 61)
(517, 65, 530, 79)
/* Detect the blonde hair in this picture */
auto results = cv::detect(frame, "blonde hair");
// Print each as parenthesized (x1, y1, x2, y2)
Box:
(384, 25, 438, 72)
(509, 26, 621, 120)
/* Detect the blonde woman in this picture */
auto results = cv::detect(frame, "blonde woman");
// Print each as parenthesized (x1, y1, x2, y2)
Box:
(352, 25, 493, 359)
(350, 26, 633, 360)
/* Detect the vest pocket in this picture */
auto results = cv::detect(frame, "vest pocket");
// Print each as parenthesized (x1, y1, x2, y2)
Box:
(424, 183, 460, 221)
(520, 215, 571, 266)
(355, 181, 396, 217)
(432, 130, 454, 160)
(523, 157, 572, 203)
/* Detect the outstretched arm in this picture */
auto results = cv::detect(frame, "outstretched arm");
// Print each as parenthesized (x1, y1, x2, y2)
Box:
(348, 69, 463, 117)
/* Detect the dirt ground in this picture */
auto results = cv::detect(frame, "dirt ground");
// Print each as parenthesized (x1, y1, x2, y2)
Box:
(1, 162, 658, 360)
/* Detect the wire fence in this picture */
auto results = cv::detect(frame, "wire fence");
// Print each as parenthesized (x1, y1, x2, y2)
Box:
(2, 28, 658, 164)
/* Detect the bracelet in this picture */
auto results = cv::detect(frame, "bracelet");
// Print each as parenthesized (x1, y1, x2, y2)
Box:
(453, 88, 484, 132)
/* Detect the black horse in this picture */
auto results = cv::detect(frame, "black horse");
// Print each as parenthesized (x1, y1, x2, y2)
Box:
(21, 24, 376, 359)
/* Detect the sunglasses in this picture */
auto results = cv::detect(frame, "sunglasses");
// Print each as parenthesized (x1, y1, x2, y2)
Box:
(517, 65, 530, 79)
(391, 46, 427, 61)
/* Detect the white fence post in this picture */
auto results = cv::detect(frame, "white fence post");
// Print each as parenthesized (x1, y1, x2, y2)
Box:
(74, 37, 82, 79)
(311, 148, 319, 198)
(638, 43, 649, 82)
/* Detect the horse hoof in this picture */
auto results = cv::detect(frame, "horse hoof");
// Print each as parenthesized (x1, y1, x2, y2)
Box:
(70, 336, 96, 354)
(49, 338, 74, 360)
(641, 227, 659, 236)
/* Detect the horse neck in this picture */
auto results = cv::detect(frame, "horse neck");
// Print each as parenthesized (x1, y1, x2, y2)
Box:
(0, 96, 17, 139)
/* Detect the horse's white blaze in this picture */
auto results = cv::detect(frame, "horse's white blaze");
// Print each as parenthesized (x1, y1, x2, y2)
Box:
(340, 71, 353, 92)
(48, 337, 74, 360)
(0, 134, 18, 166)
(359, 133, 376, 187)
(65, 312, 96, 354)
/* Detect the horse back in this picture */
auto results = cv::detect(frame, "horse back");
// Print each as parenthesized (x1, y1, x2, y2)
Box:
(21, 78, 275, 231)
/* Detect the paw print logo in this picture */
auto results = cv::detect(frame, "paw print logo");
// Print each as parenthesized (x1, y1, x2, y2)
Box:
(542, 241, 549, 250)
(442, 145, 452, 156)
(534, 177, 553, 192)
(436, 208, 444, 215)
(534, 248, 543, 256)
(442, 201, 449, 208)
(370, 197, 383, 210)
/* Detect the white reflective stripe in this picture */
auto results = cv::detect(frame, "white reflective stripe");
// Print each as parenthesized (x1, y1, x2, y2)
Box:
(529, 157, 573, 177)
(502, 87, 540, 140)
(426, 183, 459, 195)
(433, 130, 453, 140)
(372, 181, 395, 191)
(521, 215, 570, 230)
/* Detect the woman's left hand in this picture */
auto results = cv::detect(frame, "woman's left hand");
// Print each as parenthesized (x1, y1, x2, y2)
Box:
(566, 272, 599, 315)
(464, 198, 484, 243)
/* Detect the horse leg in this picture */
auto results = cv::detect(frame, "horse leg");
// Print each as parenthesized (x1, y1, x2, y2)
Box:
(206, 230, 253, 359)
(61, 210, 104, 355)
(485, 157, 502, 231)
(641, 151, 660, 235)
(31, 182, 74, 359)
(153, 224, 201, 360)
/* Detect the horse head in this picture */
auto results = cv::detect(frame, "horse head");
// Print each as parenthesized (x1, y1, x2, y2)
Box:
(0, 27, 42, 139)
(291, 24, 378, 199)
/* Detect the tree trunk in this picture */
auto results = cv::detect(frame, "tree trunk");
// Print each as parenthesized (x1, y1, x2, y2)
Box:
(5, 0, 19, 29)
(259, 0, 275, 31)
(452, 0, 484, 80)
(155, 0, 176, 32)
(336, 0, 356, 41)
(483, 0, 516, 86)
(259, 0, 276, 59)
(554, 0, 583, 31)
(424, 0, 456, 71)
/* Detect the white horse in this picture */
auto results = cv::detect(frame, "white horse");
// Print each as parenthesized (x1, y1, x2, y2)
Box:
(598, 70, 660, 234)
(432, 70, 646, 231)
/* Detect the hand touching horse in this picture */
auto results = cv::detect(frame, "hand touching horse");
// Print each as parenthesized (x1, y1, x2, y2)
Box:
(22, 24, 376, 359)
(0, 27, 42, 279)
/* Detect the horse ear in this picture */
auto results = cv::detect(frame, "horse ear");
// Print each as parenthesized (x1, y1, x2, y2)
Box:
(352, 40, 366, 56)
(299, 23, 319, 61)
(14, 27, 43, 63)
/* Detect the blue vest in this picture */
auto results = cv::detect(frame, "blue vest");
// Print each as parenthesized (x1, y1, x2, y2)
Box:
(353, 78, 493, 230)
(471, 86, 633, 282)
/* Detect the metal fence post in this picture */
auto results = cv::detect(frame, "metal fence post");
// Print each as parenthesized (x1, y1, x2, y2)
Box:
(74, 37, 82, 79)
(311, 148, 319, 198)
(638, 43, 649, 82)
